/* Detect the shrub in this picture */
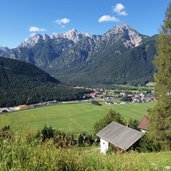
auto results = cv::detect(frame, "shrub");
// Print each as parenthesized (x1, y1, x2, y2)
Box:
(136, 134, 161, 152)
(38, 125, 55, 141)
(0, 125, 12, 139)
(128, 119, 139, 130)
(91, 100, 102, 106)
(94, 110, 125, 134)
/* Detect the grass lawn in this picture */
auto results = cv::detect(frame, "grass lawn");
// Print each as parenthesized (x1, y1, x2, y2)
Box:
(0, 102, 155, 133)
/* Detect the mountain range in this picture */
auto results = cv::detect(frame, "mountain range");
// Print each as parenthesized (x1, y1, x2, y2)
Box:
(0, 24, 157, 86)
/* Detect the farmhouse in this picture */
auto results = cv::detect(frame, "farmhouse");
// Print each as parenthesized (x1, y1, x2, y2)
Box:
(96, 122, 144, 154)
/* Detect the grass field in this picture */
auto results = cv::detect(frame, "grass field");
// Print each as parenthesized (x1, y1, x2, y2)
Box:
(0, 102, 155, 133)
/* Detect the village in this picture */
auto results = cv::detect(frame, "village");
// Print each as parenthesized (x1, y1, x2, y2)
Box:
(0, 85, 155, 114)
(86, 85, 155, 105)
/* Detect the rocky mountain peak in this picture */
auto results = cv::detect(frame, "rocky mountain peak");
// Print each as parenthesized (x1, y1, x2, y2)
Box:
(19, 34, 43, 48)
(65, 28, 78, 34)
(19, 29, 92, 48)
(0, 45, 15, 58)
(0, 23, 156, 86)
(63, 29, 91, 42)
(111, 24, 133, 33)
(0, 46, 7, 51)
(104, 24, 147, 48)
(63, 29, 79, 42)
(43, 34, 50, 41)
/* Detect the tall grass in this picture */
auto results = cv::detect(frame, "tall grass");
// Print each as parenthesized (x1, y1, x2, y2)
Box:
(0, 131, 171, 171)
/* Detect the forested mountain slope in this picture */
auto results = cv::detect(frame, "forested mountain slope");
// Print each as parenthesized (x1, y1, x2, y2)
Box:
(0, 57, 88, 107)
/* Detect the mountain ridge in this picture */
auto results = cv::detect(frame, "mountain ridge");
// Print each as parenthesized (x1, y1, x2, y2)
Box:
(0, 24, 157, 86)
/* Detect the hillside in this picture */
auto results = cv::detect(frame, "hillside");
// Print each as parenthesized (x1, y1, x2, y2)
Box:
(0, 57, 89, 107)
(57, 35, 157, 86)
(0, 24, 157, 86)
(0, 133, 171, 170)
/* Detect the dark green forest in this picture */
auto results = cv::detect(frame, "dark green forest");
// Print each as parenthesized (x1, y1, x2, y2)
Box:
(55, 35, 157, 86)
(0, 57, 90, 107)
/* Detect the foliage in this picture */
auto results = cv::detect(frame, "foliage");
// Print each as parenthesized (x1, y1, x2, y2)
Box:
(137, 134, 161, 152)
(91, 100, 102, 106)
(36, 126, 95, 148)
(0, 132, 171, 170)
(0, 126, 12, 139)
(39, 126, 55, 142)
(94, 110, 126, 134)
(148, 3, 171, 151)
(0, 57, 90, 107)
(128, 118, 139, 130)
(55, 35, 157, 86)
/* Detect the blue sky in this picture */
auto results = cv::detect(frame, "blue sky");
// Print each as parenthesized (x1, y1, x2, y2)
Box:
(0, 0, 170, 48)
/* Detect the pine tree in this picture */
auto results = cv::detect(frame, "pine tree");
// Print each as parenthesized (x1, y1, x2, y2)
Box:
(148, 3, 171, 150)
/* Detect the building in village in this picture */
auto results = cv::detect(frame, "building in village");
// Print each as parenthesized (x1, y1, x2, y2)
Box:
(138, 116, 150, 133)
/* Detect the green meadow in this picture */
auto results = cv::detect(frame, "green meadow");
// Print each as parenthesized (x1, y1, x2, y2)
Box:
(0, 102, 155, 133)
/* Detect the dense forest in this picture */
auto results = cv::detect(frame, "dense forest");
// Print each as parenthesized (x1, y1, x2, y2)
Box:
(54, 35, 156, 86)
(0, 57, 90, 107)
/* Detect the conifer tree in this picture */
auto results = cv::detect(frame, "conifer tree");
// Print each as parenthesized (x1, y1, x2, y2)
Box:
(148, 3, 171, 150)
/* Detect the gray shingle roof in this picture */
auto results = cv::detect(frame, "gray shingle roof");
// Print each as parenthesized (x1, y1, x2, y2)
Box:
(96, 122, 144, 150)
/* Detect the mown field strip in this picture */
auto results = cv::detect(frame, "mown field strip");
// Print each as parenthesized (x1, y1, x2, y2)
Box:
(0, 102, 155, 133)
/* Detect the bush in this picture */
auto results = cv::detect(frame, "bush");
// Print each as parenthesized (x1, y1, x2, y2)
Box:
(128, 119, 139, 130)
(94, 110, 126, 134)
(37, 126, 95, 148)
(91, 100, 102, 106)
(136, 134, 161, 152)
(37, 125, 55, 141)
(0, 125, 12, 139)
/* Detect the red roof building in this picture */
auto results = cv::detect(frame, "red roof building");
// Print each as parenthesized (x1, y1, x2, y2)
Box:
(138, 116, 150, 133)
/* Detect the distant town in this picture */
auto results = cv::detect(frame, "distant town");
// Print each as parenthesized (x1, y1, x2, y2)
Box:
(0, 84, 155, 114)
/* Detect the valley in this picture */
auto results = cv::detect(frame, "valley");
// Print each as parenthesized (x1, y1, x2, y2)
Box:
(0, 1, 171, 170)
(0, 57, 90, 107)
(0, 24, 156, 86)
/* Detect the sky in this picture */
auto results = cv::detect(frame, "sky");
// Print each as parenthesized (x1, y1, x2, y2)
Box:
(0, 0, 170, 48)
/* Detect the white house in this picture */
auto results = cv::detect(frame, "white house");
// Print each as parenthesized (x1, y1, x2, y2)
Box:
(100, 138, 109, 154)
(96, 122, 144, 154)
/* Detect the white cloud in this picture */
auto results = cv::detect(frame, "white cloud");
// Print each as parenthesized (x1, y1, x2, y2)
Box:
(55, 18, 70, 25)
(113, 3, 128, 16)
(29, 26, 46, 32)
(98, 15, 120, 23)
